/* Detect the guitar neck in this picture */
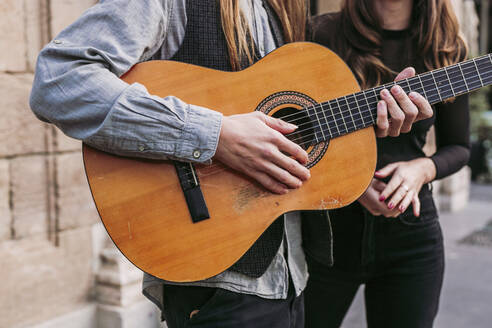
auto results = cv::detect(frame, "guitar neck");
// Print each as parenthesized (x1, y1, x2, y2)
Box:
(308, 53, 492, 143)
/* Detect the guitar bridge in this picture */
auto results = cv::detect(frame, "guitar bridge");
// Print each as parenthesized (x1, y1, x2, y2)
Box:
(174, 161, 210, 223)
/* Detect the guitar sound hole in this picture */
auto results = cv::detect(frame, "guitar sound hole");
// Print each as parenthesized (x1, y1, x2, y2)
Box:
(271, 107, 314, 150)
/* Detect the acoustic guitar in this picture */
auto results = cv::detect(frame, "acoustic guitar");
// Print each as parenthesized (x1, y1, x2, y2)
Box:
(83, 42, 492, 282)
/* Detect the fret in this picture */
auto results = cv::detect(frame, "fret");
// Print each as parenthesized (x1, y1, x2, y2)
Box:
(324, 101, 339, 137)
(312, 102, 326, 141)
(443, 67, 456, 97)
(477, 55, 492, 85)
(457, 62, 470, 92)
(354, 92, 367, 128)
(363, 89, 376, 125)
(403, 78, 412, 94)
(321, 103, 333, 138)
(306, 105, 321, 143)
(328, 99, 341, 136)
(416, 75, 428, 99)
(344, 95, 358, 132)
(335, 97, 349, 133)
(460, 60, 482, 90)
(472, 58, 484, 87)
(429, 71, 442, 102)
(318, 103, 334, 138)
(448, 64, 468, 95)
(432, 68, 454, 100)
(419, 72, 440, 104)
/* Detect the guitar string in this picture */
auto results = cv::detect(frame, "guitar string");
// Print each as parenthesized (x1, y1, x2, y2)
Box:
(241, 54, 492, 125)
(256, 64, 491, 129)
(177, 67, 492, 182)
(178, 68, 492, 183)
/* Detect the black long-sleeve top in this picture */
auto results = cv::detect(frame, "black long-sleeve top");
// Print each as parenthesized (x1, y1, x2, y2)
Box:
(310, 13, 470, 220)
(311, 13, 470, 181)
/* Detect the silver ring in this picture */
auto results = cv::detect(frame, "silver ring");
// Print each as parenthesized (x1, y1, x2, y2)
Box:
(402, 184, 409, 192)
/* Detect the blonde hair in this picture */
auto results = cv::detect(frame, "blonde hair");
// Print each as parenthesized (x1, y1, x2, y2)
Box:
(220, 0, 307, 71)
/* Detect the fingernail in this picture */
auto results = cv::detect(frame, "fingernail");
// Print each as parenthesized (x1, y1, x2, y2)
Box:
(381, 89, 390, 97)
(392, 86, 401, 95)
(287, 122, 298, 129)
(388, 202, 394, 209)
(374, 171, 382, 177)
(399, 205, 405, 212)
(379, 195, 386, 201)
(409, 92, 418, 99)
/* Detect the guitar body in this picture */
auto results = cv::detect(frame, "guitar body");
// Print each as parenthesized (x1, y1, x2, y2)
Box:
(83, 42, 377, 282)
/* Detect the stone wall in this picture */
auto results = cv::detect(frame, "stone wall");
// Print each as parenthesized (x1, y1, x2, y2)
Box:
(0, 1, 159, 327)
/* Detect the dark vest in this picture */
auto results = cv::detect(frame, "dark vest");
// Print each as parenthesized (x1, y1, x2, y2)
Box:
(169, 0, 287, 278)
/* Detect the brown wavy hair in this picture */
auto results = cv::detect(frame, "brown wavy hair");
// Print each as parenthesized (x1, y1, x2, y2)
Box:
(220, 0, 307, 71)
(333, 0, 467, 89)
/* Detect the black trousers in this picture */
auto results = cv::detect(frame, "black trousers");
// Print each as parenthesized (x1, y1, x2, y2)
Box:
(162, 283, 304, 328)
(304, 206, 444, 328)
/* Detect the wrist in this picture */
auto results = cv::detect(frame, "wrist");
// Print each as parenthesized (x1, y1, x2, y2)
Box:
(415, 157, 436, 184)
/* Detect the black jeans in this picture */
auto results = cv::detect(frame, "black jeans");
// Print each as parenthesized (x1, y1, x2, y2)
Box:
(304, 204, 444, 328)
(162, 283, 304, 328)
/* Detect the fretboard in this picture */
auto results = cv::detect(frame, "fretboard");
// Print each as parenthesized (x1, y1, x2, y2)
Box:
(307, 53, 492, 143)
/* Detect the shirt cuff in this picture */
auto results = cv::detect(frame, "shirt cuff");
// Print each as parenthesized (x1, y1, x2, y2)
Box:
(175, 103, 223, 163)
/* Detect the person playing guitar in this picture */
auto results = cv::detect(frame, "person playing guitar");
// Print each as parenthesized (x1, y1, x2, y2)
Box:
(30, 1, 433, 327)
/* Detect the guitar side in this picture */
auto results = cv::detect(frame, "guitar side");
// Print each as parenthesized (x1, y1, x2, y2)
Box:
(83, 42, 377, 282)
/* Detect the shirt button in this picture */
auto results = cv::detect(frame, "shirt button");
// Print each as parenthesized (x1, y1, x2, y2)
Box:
(192, 150, 201, 159)
(53, 39, 62, 44)
(138, 146, 145, 151)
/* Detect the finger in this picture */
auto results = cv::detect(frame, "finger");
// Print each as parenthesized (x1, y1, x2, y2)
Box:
(398, 189, 415, 213)
(409, 92, 434, 122)
(412, 195, 421, 217)
(263, 113, 298, 134)
(387, 185, 408, 210)
(374, 163, 398, 179)
(270, 149, 311, 181)
(249, 170, 289, 194)
(375, 101, 389, 138)
(390, 85, 418, 133)
(394, 67, 416, 81)
(259, 160, 303, 190)
(274, 132, 309, 165)
(372, 179, 387, 192)
(380, 89, 404, 137)
(379, 173, 403, 202)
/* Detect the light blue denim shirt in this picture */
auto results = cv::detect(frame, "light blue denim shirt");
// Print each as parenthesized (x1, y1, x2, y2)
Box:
(30, 0, 307, 310)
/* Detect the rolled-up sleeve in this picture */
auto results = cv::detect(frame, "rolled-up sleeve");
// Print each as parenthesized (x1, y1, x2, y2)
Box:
(29, 0, 222, 162)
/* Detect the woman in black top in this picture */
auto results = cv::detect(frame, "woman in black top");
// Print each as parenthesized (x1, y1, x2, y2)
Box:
(305, 0, 470, 327)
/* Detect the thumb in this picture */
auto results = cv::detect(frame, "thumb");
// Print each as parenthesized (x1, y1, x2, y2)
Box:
(395, 67, 415, 81)
(374, 163, 398, 178)
(264, 115, 298, 134)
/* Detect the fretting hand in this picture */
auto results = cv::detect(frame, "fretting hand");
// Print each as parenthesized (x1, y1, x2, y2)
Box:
(375, 67, 434, 137)
(214, 111, 311, 194)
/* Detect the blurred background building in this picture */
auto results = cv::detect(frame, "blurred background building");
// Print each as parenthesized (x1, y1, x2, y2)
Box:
(0, 0, 490, 327)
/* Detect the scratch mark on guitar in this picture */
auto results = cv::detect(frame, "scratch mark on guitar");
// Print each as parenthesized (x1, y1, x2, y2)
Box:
(128, 221, 133, 240)
(318, 197, 341, 209)
(234, 184, 269, 213)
